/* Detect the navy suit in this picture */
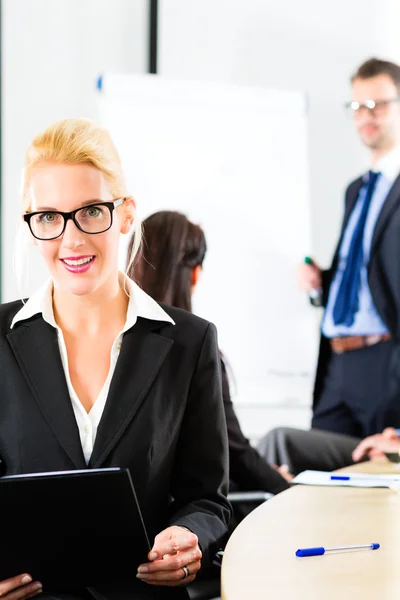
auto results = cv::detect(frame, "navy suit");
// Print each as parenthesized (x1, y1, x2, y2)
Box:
(313, 173, 400, 436)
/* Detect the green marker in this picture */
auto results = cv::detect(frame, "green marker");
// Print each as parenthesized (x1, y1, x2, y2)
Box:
(304, 256, 322, 306)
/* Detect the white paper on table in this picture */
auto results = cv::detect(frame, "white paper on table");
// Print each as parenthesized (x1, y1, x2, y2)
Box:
(292, 470, 400, 488)
(388, 481, 400, 493)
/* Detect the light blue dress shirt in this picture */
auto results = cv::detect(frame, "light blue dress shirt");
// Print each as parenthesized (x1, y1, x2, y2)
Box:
(322, 165, 397, 338)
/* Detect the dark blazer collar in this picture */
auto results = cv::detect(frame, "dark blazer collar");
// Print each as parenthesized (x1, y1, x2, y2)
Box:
(370, 172, 400, 258)
(7, 317, 87, 469)
(7, 315, 173, 470)
(343, 177, 364, 230)
(332, 171, 400, 265)
(330, 177, 364, 268)
(89, 317, 173, 467)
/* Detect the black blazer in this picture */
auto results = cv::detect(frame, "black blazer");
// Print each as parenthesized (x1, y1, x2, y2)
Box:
(0, 300, 231, 600)
(220, 360, 289, 495)
(314, 172, 400, 429)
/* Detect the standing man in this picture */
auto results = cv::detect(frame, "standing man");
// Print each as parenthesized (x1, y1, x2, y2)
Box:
(299, 58, 400, 438)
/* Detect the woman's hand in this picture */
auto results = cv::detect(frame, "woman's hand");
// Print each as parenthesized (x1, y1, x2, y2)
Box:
(137, 526, 202, 587)
(276, 464, 294, 483)
(0, 574, 42, 600)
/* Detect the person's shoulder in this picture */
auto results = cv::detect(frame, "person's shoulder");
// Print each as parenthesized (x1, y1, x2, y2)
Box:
(343, 175, 364, 208)
(158, 304, 219, 346)
(157, 305, 219, 362)
(346, 174, 364, 193)
(0, 300, 25, 335)
(160, 304, 213, 334)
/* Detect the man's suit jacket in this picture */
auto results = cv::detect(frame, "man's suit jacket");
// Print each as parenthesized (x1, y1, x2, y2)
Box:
(0, 300, 231, 600)
(314, 172, 400, 431)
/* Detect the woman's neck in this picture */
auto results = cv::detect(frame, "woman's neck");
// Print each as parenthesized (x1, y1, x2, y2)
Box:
(52, 274, 129, 336)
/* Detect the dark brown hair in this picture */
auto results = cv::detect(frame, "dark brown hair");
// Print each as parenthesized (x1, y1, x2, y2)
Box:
(351, 58, 400, 92)
(127, 211, 207, 312)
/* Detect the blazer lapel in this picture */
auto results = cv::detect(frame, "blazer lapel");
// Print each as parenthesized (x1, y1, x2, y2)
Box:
(344, 179, 363, 228)
(370, 172, 400, 258)
(7, 317, 86, 469)
(331, 177, 363, 270)
(331, 178, 364, 267)
(89, 318, 174, 468)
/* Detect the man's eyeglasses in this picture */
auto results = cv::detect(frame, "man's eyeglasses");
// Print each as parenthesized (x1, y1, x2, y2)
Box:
(345, 97, 400, 116)
(23, 198, 125, 241)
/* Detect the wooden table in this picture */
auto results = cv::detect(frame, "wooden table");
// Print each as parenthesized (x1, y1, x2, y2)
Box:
(221, 460, 400, 599)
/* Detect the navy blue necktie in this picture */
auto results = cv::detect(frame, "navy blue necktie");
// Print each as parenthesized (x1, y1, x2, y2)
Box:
(332, 170, 381, 327)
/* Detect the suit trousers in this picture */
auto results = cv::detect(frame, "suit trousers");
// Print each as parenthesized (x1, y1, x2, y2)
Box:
(257, 427, 360, 475)
(312, 339, 395, 437)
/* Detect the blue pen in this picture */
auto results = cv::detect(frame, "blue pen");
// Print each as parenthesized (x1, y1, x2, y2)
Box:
(330, 474, 400, 483)
(296, 543, 380, 557)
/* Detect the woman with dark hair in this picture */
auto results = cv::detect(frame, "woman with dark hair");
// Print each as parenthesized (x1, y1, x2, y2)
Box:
(130, 211, 205, 313)
(127, 210, 291, 500)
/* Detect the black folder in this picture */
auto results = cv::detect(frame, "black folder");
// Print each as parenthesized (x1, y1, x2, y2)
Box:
(0, 468, 151, 588)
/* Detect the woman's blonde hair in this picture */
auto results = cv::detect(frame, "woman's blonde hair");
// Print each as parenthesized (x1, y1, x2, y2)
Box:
(18, 117, 141, 286)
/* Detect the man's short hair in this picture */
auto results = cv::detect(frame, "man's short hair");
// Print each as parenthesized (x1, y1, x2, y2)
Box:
(352, 58, 400, 92)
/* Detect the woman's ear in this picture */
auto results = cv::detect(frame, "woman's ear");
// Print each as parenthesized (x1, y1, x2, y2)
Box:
(191, 265, 202, 290)
(120, 196, 136, 234)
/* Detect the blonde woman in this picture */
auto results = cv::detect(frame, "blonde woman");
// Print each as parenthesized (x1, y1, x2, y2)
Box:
(0, 118, 230, 600)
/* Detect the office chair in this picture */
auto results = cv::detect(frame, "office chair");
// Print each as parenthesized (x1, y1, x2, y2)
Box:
(187, 491, 273, 600)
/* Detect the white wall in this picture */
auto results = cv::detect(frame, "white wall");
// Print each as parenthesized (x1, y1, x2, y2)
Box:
(3, 0, 400, 433)
(4, 0, 400, 295)
(158, 0, 400, 267)
(2, 0, 148, 301)
(378, 0, 400, 60)
(156, 0, 400, 433)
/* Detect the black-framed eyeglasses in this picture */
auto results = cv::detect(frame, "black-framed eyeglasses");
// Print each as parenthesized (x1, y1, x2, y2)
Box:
(23, 198, 125, 241)
(344, 97, 400, 116)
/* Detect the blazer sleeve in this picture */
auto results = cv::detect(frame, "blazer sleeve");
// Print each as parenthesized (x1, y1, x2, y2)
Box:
(221, 359, 289, 495)
(168, 323, 231, 565)
(321, 269, 332, 307)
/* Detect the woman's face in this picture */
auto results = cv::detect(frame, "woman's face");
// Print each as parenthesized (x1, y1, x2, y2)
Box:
(27, 162, 132, 297)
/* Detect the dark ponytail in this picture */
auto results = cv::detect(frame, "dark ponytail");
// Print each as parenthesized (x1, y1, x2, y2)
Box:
(127, 210, 206, 312)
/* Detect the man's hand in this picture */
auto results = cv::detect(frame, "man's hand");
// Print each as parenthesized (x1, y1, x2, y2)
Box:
(381, 427, 399, 440)
(297, 261, 322, 292)
(352, 432, 400, 462)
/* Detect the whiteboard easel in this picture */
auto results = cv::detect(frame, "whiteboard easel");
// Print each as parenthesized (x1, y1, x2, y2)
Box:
(99, 74, 318, 432)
